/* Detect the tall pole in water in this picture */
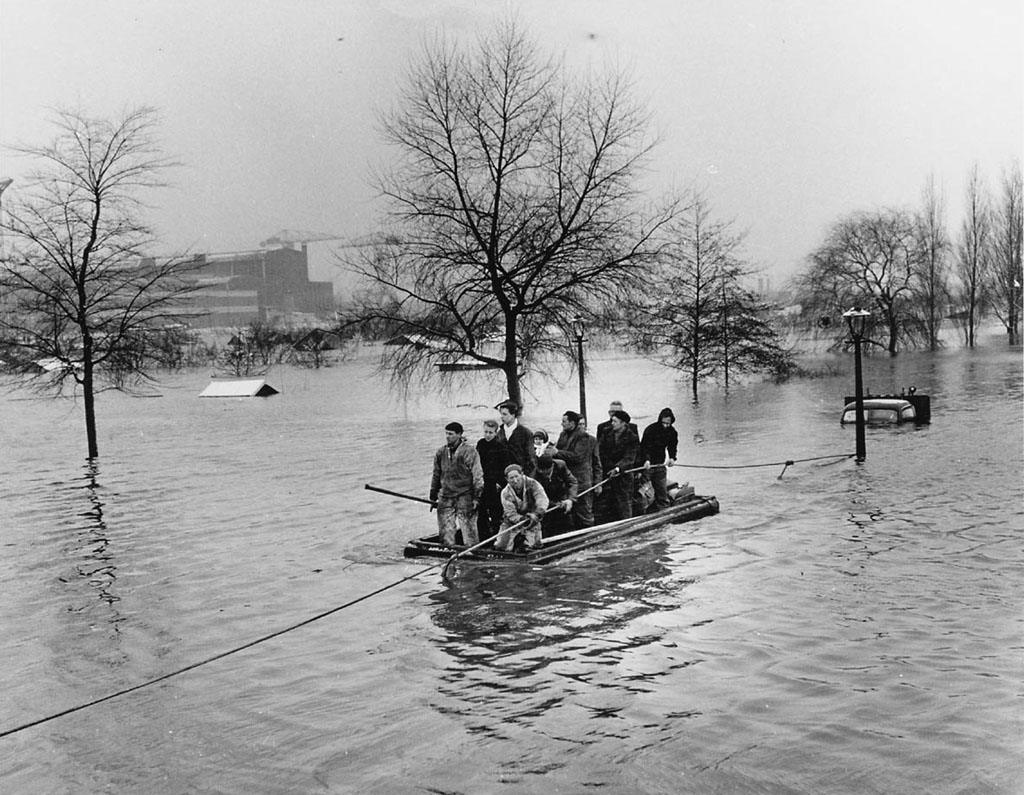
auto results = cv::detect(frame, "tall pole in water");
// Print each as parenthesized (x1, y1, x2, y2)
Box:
(571, 315, 587, 422)
(843, 307, 871, 462)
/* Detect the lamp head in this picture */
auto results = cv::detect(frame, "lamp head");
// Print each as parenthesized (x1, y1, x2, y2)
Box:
(842, 307, 871, 338)
(571, 315, 585, 340)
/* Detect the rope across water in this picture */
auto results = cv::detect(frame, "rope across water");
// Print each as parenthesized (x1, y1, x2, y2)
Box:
(0, 448, 852, 738)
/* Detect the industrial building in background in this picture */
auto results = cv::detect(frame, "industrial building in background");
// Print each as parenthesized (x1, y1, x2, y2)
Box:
(188, 243, 335, 328)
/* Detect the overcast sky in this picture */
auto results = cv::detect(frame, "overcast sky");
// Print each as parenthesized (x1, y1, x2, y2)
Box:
(1, 0, 1021, 286)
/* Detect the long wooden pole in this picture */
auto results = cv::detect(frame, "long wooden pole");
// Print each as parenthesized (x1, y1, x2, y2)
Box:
(364, 483, 436, 506)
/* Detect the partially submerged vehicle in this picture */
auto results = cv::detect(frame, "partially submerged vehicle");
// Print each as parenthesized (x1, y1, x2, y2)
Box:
(841, 397, 917, 425)
(842, 387, 931, 424)
(403, 485, 719, 566)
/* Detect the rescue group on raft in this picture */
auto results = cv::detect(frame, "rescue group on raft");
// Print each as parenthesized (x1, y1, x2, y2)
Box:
(429, 399, 679, 552)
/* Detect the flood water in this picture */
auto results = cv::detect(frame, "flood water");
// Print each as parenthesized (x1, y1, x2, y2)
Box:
(1, 340, 1021, 794)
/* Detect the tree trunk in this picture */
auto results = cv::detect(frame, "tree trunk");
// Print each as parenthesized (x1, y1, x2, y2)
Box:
(82, 336, 99, 459)
(504, 362, 522, 407)
(503, 324, 522, 407)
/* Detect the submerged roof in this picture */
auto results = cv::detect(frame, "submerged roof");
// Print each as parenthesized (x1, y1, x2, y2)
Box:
(199, 379, 279, 398)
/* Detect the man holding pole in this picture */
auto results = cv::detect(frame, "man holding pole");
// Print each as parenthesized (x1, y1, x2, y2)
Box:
(494, 464, 549, 552)
(553, 410, 602, 528)
(598, 410, 640, 522)
(638, 407, 679, 512)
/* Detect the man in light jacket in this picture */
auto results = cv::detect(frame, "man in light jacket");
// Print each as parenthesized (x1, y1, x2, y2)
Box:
(430, 421, 484, 547)
(494, 464, 549, 552)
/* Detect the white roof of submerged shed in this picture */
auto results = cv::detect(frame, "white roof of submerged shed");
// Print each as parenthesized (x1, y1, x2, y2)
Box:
(199, 379, 279, 398)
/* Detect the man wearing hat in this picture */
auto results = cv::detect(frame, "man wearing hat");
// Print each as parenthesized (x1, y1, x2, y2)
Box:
(596, 400, 638, 443)
(494, 463, 549, 552)
(598, 409, 640, 521)
(430, 421, 484, 547)
(532, 429, 578, 535)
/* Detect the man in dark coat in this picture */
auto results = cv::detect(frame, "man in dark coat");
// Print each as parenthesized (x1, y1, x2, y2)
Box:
(532, 430, 578, 535)
(597, 409, 640, 521)
(638, 407, 679, 511)
(497, 399, 536, 476)
(476, 419, 512, 538)
(596, 400, 638, 443)
(553, 410, 602, 528)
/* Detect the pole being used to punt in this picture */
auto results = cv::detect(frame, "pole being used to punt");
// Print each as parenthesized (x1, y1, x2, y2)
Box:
(364, 484, 437, 507)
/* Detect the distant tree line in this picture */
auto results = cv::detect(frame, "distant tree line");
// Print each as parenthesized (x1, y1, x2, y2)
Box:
(793, 162, 1023, 353)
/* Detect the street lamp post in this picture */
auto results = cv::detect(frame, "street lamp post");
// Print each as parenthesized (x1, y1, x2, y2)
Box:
(843, 307, 871, 462)
(571, 315, 587, 421)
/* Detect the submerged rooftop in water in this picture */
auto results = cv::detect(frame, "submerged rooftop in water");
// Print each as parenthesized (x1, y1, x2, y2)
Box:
(198, 378, 279, 398)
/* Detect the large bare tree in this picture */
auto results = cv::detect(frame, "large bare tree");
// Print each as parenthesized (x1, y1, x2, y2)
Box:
(801, 208, 922, 354)
(0, 107, 198, 459)
(987, 161, 1023, 345)
(346, 19, 679, 406)
(955, 164, 991, 347)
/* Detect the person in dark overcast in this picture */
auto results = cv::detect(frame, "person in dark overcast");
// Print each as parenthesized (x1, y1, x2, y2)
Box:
(476, 418, 511, 539)
(597, 409, 640, 522)
(595, 400, 637, 443)
(553, 410, 602, 528)
(497, 399, 536, 476)
(638, 407, 679, 512)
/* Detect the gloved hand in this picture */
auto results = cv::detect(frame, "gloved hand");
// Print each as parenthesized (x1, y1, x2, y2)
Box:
(560, 499, 573, 513)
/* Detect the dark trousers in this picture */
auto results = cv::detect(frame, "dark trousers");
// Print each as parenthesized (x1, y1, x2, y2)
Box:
(542, 504, 574, 536)
(572, 491, 595, 528)
(650, 466, 670, 510)
(477, 481, 504, 539)
(605, 474, 633, 521)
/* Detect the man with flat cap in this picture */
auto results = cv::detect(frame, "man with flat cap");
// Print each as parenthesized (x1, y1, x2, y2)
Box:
(430, 421, 484, 547)
(598, 409, 640, 521)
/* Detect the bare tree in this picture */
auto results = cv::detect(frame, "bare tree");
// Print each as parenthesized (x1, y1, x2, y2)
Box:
(955, 164, 991, 347)
(987, 161, 1023, 345)
(802, 208, 922, 354)
(914, 174, 951, 350)
(0, 107, 197, 459)
(345, 19, 679, 406)
(629, 195, 792, 399)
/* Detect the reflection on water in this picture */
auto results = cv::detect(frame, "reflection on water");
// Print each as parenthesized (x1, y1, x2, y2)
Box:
(430, 541, 676, 648)
(66, 462, 121, 610)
